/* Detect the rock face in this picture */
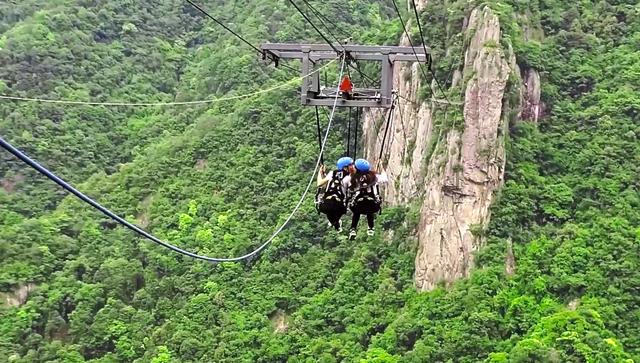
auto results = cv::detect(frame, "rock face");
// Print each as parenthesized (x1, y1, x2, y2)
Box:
(362, 5, 525, 290)
(1, 173, 24, 193)
(269, 309, 289, 333)
(505, 239, 516, 276)
(1, 283, 36, 307)
(521, 68, 542, 123)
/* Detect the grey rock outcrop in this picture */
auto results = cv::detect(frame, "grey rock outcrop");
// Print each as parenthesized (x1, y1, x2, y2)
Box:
(362, 5, 526, 290)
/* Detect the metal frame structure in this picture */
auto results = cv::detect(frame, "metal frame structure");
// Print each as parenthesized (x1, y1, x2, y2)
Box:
(261, 43, 429, 108)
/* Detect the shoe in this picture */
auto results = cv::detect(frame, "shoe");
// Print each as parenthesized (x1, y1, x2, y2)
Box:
(367, 228, 375, 236)
(349, 229, 357, 240)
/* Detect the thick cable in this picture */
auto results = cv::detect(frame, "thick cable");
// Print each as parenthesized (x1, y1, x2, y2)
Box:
(409, 0, 452, 105)
(0, 59, 335, 107)
(185, 0, 261, 53)
(0, 57, 347, 263)
(286, 0, 340, 54)
(352, 62, 377, 88)
(390, 0, 429, 82)
(301, 0, 344, 49)
(301, 0, 350, 40)
(184, 0, 297, 72)
(298, 0, 373, 87)
(297, 0, 377, 88)
(410, 0, 431, 71)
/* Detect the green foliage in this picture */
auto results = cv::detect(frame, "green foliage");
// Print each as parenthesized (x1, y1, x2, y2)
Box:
(1, 0, 639, 362)
(150, 346, 172, 363)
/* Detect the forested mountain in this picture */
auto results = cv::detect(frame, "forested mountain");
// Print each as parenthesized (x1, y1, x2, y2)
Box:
(0, 0, 638, 362)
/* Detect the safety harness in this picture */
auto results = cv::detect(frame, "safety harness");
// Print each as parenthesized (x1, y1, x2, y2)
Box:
(315, 170, 348, 212)
(348, 174, 382, 214)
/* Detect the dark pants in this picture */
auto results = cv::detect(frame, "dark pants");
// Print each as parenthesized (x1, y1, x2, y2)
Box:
(326, 211, 343, 230)
(349, 198, 380, 230)
(319, 198, 346, 230)
(351, 213, 375, 230)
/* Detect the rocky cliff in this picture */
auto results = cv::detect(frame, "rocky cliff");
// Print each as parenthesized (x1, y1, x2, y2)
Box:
(362, 4, 541, 290)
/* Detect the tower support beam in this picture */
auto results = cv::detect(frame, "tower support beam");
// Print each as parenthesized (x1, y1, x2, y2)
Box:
(261, 43, 429, 108)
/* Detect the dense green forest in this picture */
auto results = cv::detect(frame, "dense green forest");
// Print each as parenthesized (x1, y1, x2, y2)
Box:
(1, 0, 638, 362)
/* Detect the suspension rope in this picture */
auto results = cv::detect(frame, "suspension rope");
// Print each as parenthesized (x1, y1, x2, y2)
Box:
(352, 61, 377, 88)
(410, 0, 431, 71)
(184, 0, 297, 72)
(353, 107, 359, 159)
(300, 0, 344, 49)
(315, 106, 324, 165)
(185, 0, 260, 53)
(0, 59, 336, 107)
(0, 57, 348, 263)
(395, 96, 420, 194)
(391, 94, 463, 106)
(390, 0, 429, 82)
(346, 107, 352, 156)
(409, 0, 452, 106)
(300, 0, 350, 40)
(376, 95, 398, 169)
(286, 0, 340, 54)
(294, 0, 376, 89)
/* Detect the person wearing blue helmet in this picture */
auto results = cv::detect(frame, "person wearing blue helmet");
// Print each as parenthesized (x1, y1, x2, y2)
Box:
(316, 156, 354, 232)
(343, 158, 388, 239)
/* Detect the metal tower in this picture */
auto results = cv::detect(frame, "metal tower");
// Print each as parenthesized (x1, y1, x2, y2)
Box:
(261, 43, 429, 108)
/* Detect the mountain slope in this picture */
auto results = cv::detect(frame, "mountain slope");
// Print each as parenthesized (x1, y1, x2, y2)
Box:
(0, 0, 639, 362)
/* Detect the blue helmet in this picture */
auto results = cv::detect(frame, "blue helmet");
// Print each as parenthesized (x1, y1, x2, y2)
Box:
(336, 156, 354, 170)
(354, 158, 370, 172)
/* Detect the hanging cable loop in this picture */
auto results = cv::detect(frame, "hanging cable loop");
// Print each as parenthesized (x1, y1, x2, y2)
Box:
(0, 57, 348, 263)
(0, 60, 337, 107)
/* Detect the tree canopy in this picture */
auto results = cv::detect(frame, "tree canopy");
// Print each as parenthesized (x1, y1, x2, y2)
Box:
(0, 0, 638, 362)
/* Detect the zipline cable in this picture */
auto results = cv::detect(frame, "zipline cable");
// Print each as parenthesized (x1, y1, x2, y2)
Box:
(300, 0, 350, 40)
(393, 93, 462, 106)
(184, 0, 297, 72)
(297, 0, 375, 87)
(288, 0, 376, 90)
(351, 61, 378, 88)
(286, 0, 340, 54)
(300, 0, 344, 50)
(185, 0, 260, 53)
(411, 0, 431, 65)
(407, 1, 460, 151)
(390, 0, 430, 83)
(409, 0, 452, 105)
(392, 94, 420, 194)
(0, 56, 348, 263)
(410, 0, 431, 69)
(0, 59, 337, 107)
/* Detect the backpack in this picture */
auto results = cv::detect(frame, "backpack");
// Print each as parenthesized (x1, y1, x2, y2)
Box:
(315, 170, 348, 213)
